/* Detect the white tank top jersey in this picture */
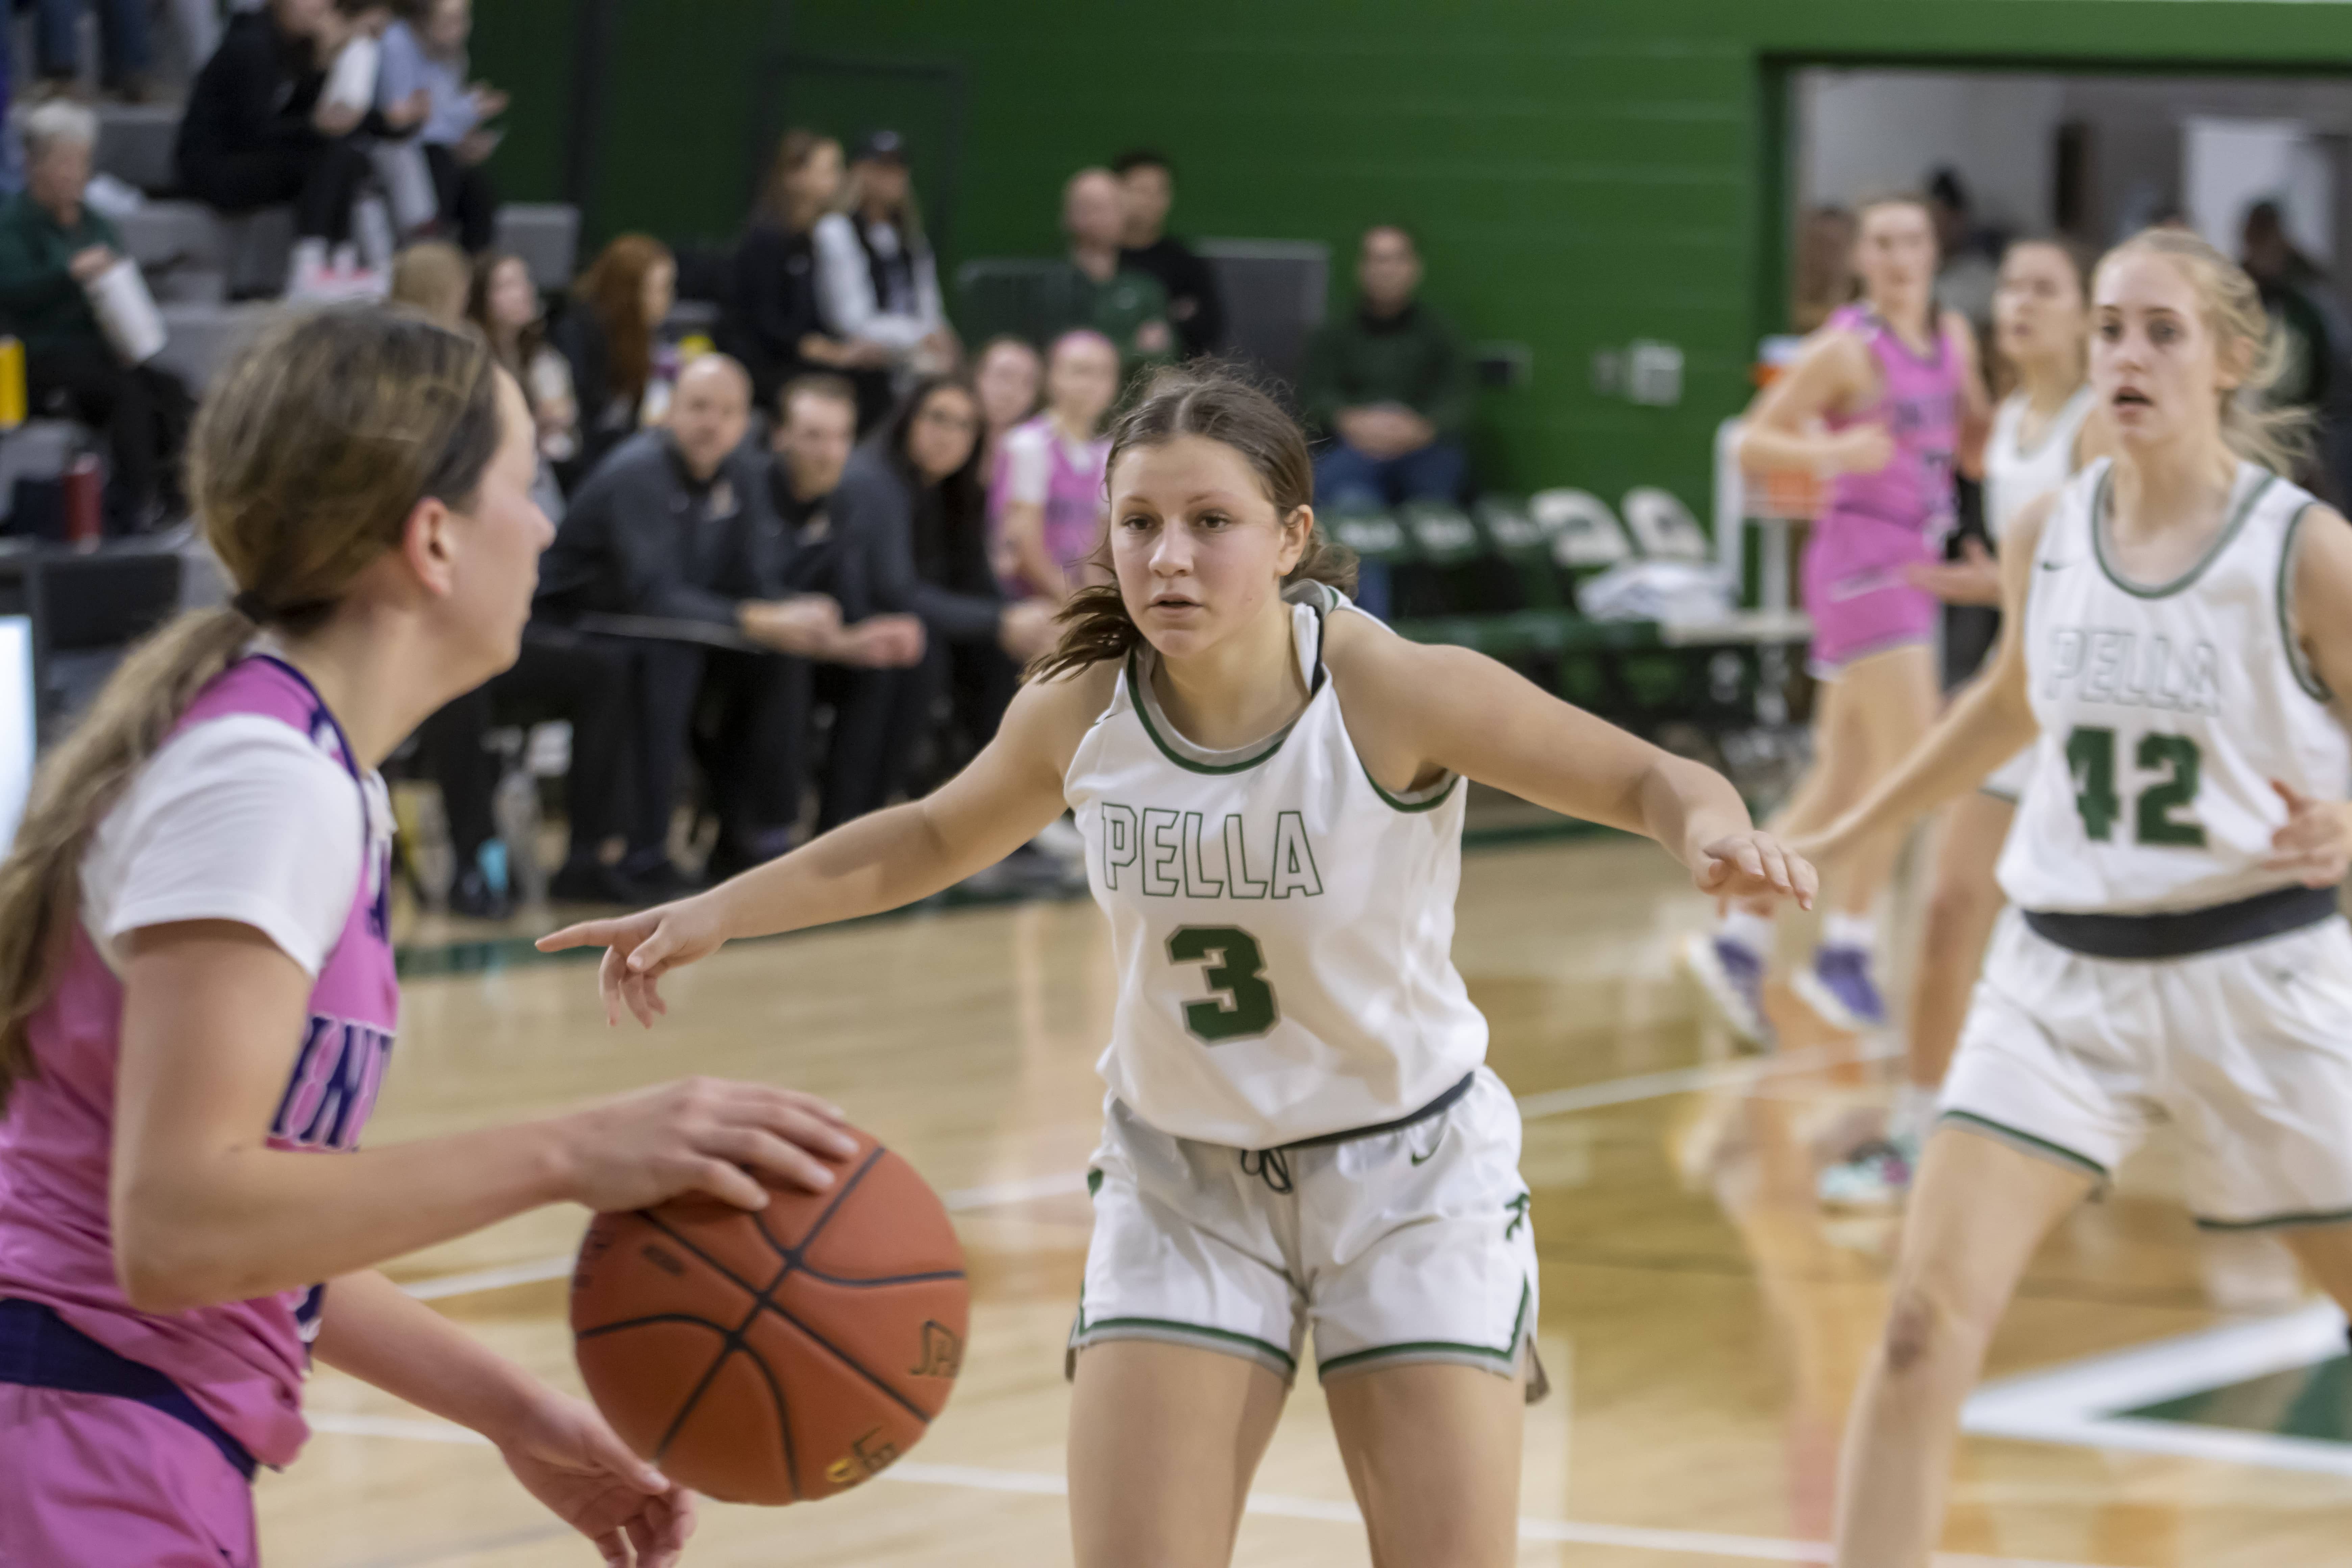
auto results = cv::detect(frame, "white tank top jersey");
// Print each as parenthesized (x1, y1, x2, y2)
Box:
(1063, 583, 1488, 1149)
(2000, 459, 2351, 914)
(1985, 385, 2098, 541)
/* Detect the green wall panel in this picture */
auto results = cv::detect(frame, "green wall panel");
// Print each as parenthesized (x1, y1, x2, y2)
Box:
(551, 0, 2352, 505)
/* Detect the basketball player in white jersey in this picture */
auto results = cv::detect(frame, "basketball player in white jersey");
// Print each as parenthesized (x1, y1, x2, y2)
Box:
(1795, 228, 2352, 1565)
(1819, 237, 2110, 1206)
(544, 367, 1816, 1565)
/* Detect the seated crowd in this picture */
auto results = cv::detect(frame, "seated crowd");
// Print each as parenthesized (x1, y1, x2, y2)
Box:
(0, 85, 1477, 910)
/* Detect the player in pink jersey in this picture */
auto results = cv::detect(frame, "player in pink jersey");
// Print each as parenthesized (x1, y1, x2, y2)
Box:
(0, 308, 858, 1567)
(1685, 193, 1987, 1047)
(991, 328, 1121, 601)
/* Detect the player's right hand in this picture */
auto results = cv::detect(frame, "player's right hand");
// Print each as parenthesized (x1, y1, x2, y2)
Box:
(539, 896, 728, 1029)
(556, 1078, 859, 1210)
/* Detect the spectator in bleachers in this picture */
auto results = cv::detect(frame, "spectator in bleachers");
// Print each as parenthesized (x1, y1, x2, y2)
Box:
(534, 357, 893, 881)
(471, 248, 579, 470)
(0, 100, 191, 532)
(1301, 224, 1471, 512)
(1044, 167, 1171, 371)
(973, 332, 1041, 478)
(376, 0, 503, 252)
(2241, 198, 2352, 502)
(813, 129, 954, 430)
(989, 328, 1117, 600)
(175, 0, 403, 294)
(1927, 167, 2001, 342)
(1115, 149, 1223, 359)
(826, 375, 1056, 824)
(387, 237, 467, 325)
(550, 232, 675, 479)
(723, 129, 867, 415)
(30, 0, 152, 104)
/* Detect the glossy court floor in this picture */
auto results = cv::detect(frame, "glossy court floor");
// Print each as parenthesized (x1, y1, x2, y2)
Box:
(261, 834, 2352, 1567)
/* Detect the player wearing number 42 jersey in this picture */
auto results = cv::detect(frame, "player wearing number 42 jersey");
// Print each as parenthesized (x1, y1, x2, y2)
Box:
(1796, 227, 2352, 1568)
(545, 366, 1816, 1567)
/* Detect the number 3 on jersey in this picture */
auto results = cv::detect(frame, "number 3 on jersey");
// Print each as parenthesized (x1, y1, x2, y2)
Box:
(2065, 726, 2206, 847)
(1167, 925, 1280, 1043)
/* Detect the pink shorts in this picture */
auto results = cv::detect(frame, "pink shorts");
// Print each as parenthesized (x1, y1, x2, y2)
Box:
(1802, 510, 1941, 679)
(0, 1383, 258, 1566)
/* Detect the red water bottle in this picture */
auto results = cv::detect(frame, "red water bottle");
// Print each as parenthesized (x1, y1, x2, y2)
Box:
(63, 455, 102, 548)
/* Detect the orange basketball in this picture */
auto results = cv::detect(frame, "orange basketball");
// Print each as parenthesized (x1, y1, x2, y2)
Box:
(568, 1129, 968, 1505)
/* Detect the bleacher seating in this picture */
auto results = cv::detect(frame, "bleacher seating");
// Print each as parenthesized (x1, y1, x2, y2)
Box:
(493, 204, 581, 291)
(93, 104, 178, 196)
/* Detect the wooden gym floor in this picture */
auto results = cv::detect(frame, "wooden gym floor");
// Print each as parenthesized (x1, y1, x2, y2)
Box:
(259, 834, 2352, 1566)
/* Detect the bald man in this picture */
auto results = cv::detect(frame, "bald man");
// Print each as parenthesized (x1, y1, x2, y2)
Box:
(535, 352, 912, 885)
(1046, 166, 1173, 367)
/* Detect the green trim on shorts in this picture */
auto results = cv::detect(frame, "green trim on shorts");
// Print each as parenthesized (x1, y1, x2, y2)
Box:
(1315, 1279, 1532, 1379)
(2195, 1206, 2352, 1234)
(1086, 1168, 1103, 1198)
(1074, 1313, 1299, 1373)
(1938, 1110, 2108, 1180)
(1978, 784, 2020, 805)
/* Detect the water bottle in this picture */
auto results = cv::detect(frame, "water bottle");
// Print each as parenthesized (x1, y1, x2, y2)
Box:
(62, 455, 102, 547)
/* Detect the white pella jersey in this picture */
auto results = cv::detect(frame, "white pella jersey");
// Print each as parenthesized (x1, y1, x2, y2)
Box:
(1063, 584, 1487, 1149)
(2000, 459, 2350, 914)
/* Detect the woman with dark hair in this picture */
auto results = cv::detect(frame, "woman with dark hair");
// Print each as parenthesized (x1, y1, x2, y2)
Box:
(544, 363, 1808, 1568)
(469, 248, 578, 470)
(549, 233, 676, 477)
(820, 375, 1056, 824)
(721, 129, 874, 415)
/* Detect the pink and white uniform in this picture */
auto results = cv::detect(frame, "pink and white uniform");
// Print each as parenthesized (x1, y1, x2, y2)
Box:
(0, 655, 398, 1566)
(1802, 303, 1964, 677)
(990, 412, 1110, 596)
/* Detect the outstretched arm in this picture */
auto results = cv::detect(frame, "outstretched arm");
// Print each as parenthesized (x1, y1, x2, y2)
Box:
(1325, 619, 1814, 908)
(1795, 497, 2053, 864)
(540, 669, 1108, 1025)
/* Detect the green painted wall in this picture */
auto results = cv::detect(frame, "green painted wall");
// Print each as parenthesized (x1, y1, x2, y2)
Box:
(481, 0, 2352, 507)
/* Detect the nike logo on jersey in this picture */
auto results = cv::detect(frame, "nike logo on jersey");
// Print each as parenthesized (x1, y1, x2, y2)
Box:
(2038, 558, 2075, 571)
(1410, 1132, 1442, 1166)
(2040, 628, 2221, 716)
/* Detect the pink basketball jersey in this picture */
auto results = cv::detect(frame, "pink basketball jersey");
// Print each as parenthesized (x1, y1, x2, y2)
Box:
(1821, 303, 1962, 538)
(0, 656, 398, 1468)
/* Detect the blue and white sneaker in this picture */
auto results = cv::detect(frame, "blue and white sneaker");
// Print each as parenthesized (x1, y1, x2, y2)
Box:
(1681, 932, 1776, 1050)
(1818, 1132, 1918, 1209)
(1792, 944, 1886, 1032)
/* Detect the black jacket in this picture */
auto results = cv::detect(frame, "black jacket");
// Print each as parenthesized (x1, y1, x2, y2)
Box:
(533, 432, 788, 628)
(720, 221, 829, 412)
(175, 10, 378, 175)
(1120, 236, 1224, 359)
(830, 443, 1001, 642)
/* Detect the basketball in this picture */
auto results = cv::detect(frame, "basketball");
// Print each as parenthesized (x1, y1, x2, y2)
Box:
(568, 1129, 969, 1505)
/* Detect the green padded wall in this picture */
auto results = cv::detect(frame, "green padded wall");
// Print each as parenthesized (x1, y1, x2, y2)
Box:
(480, 0, 2352, 506)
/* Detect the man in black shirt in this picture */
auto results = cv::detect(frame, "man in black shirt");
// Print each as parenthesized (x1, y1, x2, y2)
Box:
(535, 356, 913, 882)
(1116, 149, 1224, 360)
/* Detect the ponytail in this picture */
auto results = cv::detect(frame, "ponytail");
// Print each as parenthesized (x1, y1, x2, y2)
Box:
(1027, 362, 1356, 684)
(0, 304, 503, 1113)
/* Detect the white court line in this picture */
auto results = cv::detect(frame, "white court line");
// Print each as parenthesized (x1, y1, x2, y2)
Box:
(300, 1418, 2091, 1567)
(1963, 1301, 2352, 1476)
(397, 1042, 1892, 1303)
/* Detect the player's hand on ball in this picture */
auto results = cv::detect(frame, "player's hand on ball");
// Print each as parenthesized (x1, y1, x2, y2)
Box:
(539, 896, 728, 1029)
(494, 1387, 696, 1568)
(1693, 831, 1816, 910)
(557, 1077, 859, 1210)
(2262, 780, 2352, 888)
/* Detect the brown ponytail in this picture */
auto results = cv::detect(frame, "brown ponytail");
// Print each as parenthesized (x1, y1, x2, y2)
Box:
(1027, 363, 1356, 683)
(0, 306, 503, 1111)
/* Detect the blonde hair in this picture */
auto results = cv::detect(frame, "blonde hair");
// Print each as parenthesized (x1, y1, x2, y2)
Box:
(2098, 227, 2312, 477)
(388, 241, 471, 328)
(0, 307, 503, 1111)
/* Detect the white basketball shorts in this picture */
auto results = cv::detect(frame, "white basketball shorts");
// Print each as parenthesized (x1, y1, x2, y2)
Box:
(1942, 907, 2352, 1230)
(1069, 1066, 1543, 1394)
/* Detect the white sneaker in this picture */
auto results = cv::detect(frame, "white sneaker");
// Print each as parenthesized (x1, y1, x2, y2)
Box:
(1681, 931, 1776, 1049)
(1818, 1132, 1919, 1209)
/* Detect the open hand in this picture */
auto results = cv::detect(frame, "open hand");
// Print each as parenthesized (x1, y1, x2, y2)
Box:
(497, 1390, 696, 1568)
(2263, 780, 2352, 888)
(1692, 830, 1816, 910)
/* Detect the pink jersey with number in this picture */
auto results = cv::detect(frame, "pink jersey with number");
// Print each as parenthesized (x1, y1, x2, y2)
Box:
(0, 656, 398, 1468)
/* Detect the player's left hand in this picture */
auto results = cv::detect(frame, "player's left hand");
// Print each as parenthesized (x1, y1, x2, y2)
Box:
(2263, 780, 2352, 888)
(1692, 830, 1816, 910)
(496, 1389, 696, 1568)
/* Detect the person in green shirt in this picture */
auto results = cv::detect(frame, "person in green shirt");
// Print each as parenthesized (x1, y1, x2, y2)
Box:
(1040, 167, 1174, 374)
(0, 99, 190, 532)
(1300, 224, 1472, 512)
